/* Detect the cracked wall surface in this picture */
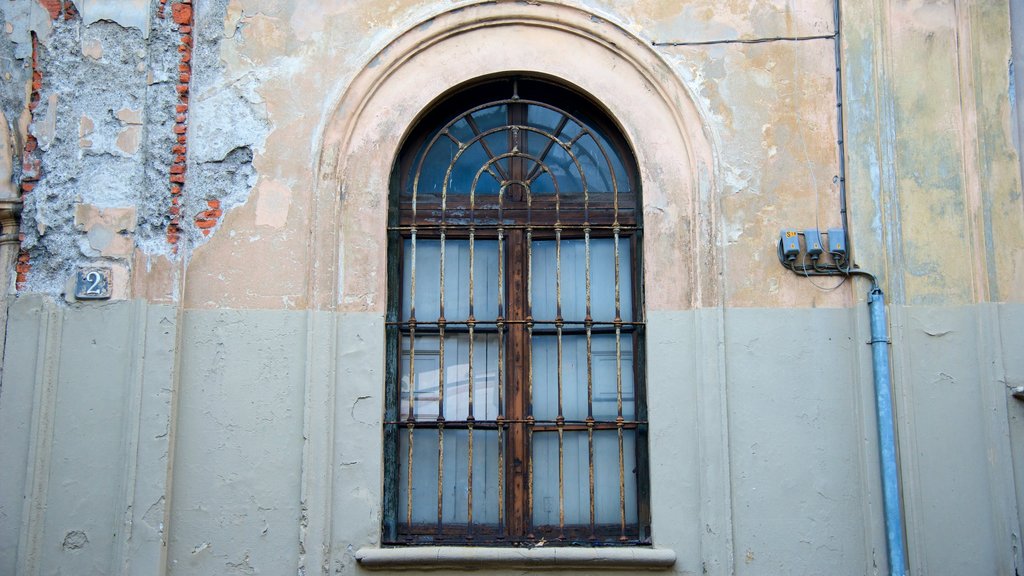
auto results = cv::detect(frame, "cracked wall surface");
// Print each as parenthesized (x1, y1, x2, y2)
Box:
(0, 1, 1022, 576)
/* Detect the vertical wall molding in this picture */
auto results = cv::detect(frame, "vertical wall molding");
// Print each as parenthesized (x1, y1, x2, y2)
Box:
(16, 299, 61, 576)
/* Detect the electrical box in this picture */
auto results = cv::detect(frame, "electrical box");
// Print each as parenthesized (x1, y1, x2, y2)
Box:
(780, 229, 800, 259)
(827, 227, 846, 258)
(804, 229, 823, 258)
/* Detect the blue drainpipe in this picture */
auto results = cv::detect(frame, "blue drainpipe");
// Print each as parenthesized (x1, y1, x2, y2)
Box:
(867, 286, 907, 576)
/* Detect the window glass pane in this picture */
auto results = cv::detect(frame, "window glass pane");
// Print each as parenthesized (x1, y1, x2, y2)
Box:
(403, 239, 501, 322)
(471, 104, 508, 133)
(531, 430, 637, 527)
(572, 132, 628, 194)
(401, 334, 501, 421)
(532, 335, 633, 422)
(399, 427, 439, 524)
(442, 429, 500, 524)
(399, 429, 501, 526)
(593, 429, 637, 524)
(531, 239, 632, 322)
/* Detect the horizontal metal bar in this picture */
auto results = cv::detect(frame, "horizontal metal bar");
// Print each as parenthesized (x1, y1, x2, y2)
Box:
(389, 319, 645, 327)
(390, 223, 638, 232)
(387, 419, 645, 428)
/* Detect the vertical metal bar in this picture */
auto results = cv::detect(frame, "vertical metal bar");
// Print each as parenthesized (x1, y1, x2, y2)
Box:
(585, 229, 595, 538)
(467, 171, 477, 537)
(437, 425, 445, 536)
(556, 229, 564, 419)
(406, 231, 418, 534)
(497, 217, 506, 536)
(406, 422, 414, 531)
(437, 175, 448, 538)
(558, 427, 565, 539)
(526, 222, 535, 539)
(554, 226, 565, 539)
(614, 228, 626, 540)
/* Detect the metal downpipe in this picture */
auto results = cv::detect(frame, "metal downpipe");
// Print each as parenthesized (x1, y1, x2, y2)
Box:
(867, 287, 907, 576)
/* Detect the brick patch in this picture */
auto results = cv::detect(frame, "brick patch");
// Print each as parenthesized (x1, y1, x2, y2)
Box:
(166, 0, 195, 251)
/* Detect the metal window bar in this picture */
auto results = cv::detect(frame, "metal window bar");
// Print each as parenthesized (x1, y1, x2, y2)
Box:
(394, 85, 642, 545)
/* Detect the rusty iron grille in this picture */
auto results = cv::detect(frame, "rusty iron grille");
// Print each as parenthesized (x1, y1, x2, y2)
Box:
(384, 78, 649, 546)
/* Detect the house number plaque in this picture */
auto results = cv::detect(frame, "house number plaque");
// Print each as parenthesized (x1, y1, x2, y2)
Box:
(75, 267, 112, 300)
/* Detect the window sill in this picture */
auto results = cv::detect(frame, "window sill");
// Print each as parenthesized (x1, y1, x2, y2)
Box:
(355, 546, 676, 571)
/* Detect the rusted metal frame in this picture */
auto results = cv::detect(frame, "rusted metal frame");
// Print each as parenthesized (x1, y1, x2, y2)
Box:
(390, 223, 639, 234)
(613, 223, 627, 539)
(435, 140, 449, 540)
(506, 228, 530, 538)
(464, 114, 510, 182)
(496, 183, 507, 538)
(525, 114, 570, 183)
(436, 123, 578, 199)
(586, 198, 598, 546)
(388, 320, 644, 328)
(398, 522, 646, 544)
(411, 96, 608, 174)
(466, 171, 477, 538)
(629, 232, 651, 541)
(397, 84, 642, 544)
(386, 419, 642, 429)
(383, 214, 403, 542)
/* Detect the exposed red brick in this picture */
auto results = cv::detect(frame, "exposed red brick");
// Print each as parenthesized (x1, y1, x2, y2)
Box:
(62, 0, 77, 19)
(207, 199, 221, 209)
(179, 72, 191, 83)
(179, 26, 192, 34)
(177, 135, 187, 144)
(175, 104, 188, 114)
(170, 164, 186, 174)
(172, 144, 186, 154)
(176, 84, 189, 94)
(171, 185, 182, 195)
(173, 124, 187, 134)
(170, 174, 185, 183)
(180, 35, 192, 47)
(20, 181, 35, 193)
(171, 3, 192, 25)
(174, 154, 187, 163)
(169, 206, 180, 216)
(195, 218, 217, 229)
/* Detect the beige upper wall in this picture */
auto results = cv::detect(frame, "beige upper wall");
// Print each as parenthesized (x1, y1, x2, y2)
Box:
(37, 0, 1012, 310)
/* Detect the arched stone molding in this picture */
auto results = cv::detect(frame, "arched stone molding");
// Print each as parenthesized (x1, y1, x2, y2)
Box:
(300, 4, 724, 573)
(309, 0, 720, 313)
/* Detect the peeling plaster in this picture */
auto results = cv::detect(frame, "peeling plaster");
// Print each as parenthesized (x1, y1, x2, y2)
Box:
(72, 0, 150, 38)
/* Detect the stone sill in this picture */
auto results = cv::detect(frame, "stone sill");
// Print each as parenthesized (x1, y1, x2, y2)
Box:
(355, 546, 676, 570)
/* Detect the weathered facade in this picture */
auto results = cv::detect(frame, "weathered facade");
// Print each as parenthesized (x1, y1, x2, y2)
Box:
(0, 0, 1022, 574)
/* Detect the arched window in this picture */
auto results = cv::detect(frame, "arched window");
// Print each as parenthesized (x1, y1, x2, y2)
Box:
(384, 77, 648, 546)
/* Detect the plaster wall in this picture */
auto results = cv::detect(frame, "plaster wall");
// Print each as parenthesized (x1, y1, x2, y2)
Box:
(0, 0, 1022, 575)
(1, 301, 1021, 574)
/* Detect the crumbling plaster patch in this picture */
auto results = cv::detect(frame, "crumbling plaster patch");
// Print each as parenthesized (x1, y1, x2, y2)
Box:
(178, 0, 267, 248)
(72, 0, 151, 38)
(0, 0, 267, 298)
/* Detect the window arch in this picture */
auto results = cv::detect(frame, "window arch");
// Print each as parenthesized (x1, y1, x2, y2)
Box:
(384, 76, 649, 546)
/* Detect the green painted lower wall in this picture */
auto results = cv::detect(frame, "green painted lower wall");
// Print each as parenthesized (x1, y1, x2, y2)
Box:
(0, 297, 1021, 575)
